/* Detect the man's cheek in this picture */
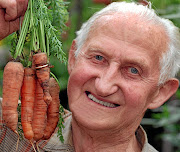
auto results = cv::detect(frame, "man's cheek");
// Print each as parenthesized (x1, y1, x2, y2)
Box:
(70, 64, 96, 83)
(124, 87, 146, 108)
(70, 70, 88, 84)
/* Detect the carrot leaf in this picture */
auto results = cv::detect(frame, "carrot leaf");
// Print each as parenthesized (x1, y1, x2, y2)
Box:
(11, 0, 69, 66)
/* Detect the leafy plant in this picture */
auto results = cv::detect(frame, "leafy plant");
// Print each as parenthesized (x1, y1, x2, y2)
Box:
(9, 0, 69, 143)
(11, 0, 68, 66)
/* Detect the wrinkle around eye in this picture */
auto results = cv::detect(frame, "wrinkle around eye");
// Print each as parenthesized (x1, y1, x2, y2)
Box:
(92, 54, 108, 65)
(82, 52, 108, 65)
(121, 66, 142, 80)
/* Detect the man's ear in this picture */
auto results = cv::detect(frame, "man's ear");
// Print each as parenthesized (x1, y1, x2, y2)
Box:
(68, 40, 77, 74)
(148, 78, 179, 109)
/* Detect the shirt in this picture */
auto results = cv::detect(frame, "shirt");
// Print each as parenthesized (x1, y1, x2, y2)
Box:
(0, 98, 158, 152)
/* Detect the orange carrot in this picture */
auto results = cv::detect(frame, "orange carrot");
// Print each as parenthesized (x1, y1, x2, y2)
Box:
(43, 77, 60, 140)
(21, 68, 36, 140)
(33, 52, 52, 105)
(2, 61, 24, 132)
(32, 80, 47, 141)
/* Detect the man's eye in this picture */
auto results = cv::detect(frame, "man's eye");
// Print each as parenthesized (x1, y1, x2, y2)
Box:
(129, 67, 139, 74)
(95, 55, 103, 61)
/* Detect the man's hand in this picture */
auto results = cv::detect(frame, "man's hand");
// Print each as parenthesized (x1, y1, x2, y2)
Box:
(0, 0, 28, 40)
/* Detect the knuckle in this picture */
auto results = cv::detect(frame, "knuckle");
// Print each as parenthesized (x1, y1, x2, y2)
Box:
(17, 0, 26, 3)
(8, 0, 17, 8)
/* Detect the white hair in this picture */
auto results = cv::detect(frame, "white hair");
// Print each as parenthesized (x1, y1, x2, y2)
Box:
(74, 2, 180, 84)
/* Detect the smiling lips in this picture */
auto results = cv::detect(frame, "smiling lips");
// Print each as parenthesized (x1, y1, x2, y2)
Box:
(86, 91, 119, 108)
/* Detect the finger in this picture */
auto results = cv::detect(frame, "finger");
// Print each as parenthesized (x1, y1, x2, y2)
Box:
(0, 9, 8, 40)
(2, 0, 28, 21)
(3, 0, 18, 21)
(9, 17, 21, 34)
(22, 0, 29, 15)
(17, 0, 28, 17)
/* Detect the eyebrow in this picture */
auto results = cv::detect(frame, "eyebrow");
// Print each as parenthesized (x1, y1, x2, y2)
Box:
(86, 46, 113, 58)
(122, 57, 150, 74)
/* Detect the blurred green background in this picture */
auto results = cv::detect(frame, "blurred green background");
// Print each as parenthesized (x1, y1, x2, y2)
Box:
(0, 0, 180, 151)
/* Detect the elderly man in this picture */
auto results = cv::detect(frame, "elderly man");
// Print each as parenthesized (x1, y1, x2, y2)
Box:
(0, 1, 180, 152)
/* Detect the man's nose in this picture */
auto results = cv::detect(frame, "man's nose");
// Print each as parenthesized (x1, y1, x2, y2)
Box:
(95, 66, 119, 97)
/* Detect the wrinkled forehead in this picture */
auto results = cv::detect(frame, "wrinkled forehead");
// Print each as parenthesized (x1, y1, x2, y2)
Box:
(89, 13, 169, 55)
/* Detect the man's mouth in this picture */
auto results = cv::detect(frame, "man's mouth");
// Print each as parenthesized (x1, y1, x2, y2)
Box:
(86, 91, 119, 108)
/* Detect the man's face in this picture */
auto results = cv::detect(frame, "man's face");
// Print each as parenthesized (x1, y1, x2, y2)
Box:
(67, 14, 168, 132)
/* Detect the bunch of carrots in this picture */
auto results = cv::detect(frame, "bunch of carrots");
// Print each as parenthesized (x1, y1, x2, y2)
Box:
(1, 0, 68, 150)
(2, 52, 61, 142)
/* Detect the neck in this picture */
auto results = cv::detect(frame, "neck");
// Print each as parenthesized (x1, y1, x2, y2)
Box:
(71, 118, 141, 152)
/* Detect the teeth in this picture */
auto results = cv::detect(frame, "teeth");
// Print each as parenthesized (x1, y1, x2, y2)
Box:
(88, 94, 116, 108)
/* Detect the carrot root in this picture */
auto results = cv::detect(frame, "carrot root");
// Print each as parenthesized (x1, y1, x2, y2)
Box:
(14, 130, 19, 152)
(33, 52, 52, 105)
(43, 77, 60, 140)
(21, 68, 36, 140)
(30, 140, 37, 152)
(32, 80, 47, 141)
(36, 142, 40, 152)
(2, 61, 24, 132)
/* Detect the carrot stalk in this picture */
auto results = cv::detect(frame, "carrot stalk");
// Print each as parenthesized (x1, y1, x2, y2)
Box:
(2, 61, 24, 132)
(21, 68, 36, 140)
(43, 77, 60, 139)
